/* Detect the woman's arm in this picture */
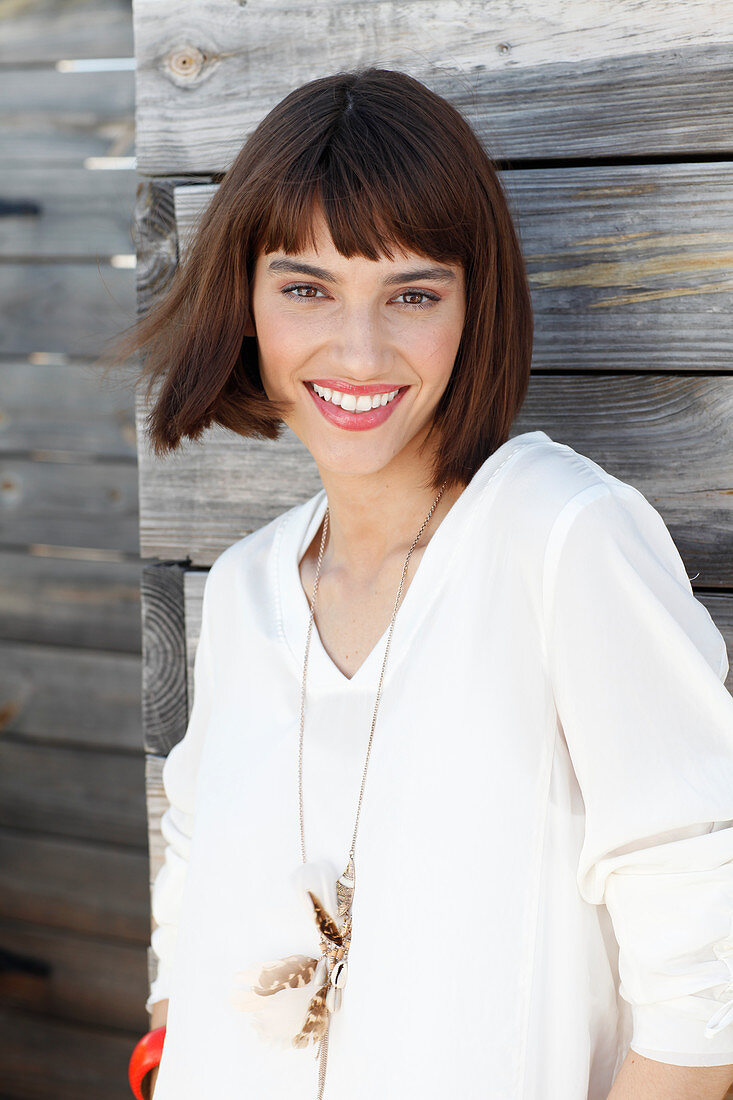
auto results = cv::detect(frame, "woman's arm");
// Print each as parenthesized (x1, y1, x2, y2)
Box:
(607, 1048, 733, 1099)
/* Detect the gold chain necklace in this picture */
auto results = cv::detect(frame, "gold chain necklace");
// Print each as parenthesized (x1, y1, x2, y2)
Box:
(299, 481, 447, 1097)
(231, 481, 447, 1097)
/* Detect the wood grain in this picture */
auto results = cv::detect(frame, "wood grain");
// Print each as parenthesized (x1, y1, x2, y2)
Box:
(0, 916, 148, 1031)
(0, 639, 142, 749)
(0, 455, 139, 553)
(0, 67, 134, 167)
(0, 169, 138, 260)
(0, 827, 149, 941)
(0, 1006, 142, 1100)
(0, 551, 142, 653)
(140, 563, 188, 756)
(132, 0, 733, 174)
(0, 360, 137, 457)
(0, 0, 134, 64)
(0, 740, 146, 847)
(0, 263, 136, 356)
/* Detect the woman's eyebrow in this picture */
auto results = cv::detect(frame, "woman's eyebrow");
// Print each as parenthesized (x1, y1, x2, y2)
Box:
(266, 258, 456, 286)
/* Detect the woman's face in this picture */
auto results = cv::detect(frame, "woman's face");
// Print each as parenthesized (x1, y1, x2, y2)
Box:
(245, 206, 466, 481)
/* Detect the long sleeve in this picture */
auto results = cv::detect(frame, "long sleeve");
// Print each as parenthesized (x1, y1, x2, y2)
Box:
(543, 479, 733, 1066)
(145, 569, 217, 1013)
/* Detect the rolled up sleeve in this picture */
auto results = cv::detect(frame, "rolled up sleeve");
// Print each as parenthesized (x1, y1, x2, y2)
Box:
(543, 479, 733, 1066)
(145, 569, 216, 1013)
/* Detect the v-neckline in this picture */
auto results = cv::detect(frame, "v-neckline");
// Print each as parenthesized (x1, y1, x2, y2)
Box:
(275, 430, 551, 694)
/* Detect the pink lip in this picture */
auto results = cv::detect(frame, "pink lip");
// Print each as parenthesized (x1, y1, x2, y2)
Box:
(304, 381, 407, 432)
(308, 378, 404, 396)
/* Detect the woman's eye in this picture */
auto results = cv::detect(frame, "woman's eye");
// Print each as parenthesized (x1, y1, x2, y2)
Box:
(282, 284, 326, 301)
(394, 290, 439, 309)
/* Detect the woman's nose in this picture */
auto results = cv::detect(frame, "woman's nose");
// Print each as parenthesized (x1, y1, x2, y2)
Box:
(328, 305, 386, 377)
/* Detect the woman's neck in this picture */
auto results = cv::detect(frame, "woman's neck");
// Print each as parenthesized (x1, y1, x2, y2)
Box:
(315, 459, 467, 582)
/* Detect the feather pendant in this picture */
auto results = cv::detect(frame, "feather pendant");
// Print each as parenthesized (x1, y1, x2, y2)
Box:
(307, 890, 343, 944)
(230, 858, 354, 1052)
(292, 978, 331, 1049)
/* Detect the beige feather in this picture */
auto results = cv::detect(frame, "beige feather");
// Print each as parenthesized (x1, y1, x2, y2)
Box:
(292, 979, 331, 1049)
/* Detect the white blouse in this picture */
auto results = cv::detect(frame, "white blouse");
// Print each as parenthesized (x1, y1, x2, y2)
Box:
(147, 429, 733, 1100)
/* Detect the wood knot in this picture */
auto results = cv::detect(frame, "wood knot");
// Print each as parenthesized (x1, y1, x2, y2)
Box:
(165, 44, 205, 82)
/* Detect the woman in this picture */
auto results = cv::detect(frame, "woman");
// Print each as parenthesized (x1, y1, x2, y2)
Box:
(116, 69, 733, 1099)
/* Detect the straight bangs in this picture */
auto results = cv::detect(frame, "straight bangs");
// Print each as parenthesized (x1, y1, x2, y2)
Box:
(252, 111, 475, 272)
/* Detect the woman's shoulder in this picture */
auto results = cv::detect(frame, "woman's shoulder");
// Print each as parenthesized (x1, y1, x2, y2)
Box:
(484, 431, 661, 555)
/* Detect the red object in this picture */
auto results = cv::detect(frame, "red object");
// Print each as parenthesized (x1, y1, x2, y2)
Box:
(129, 1026, 166, 1099)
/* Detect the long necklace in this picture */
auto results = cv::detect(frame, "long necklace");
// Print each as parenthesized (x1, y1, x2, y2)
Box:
(231, 480, 447, 1098)
(300, 481, 446, 1095)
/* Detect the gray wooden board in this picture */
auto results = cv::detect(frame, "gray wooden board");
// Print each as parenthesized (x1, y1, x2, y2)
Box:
(0, 740, 147, 847)
(137, 374, 733, 585)
(0, 264, 136, 357)
(0, 550, 142, 653)
(0, 68, 134, 166)
(0, 0, 134, 64)
(0, 170, 138, 260)
(132, 4, 733, 174)
(0, 917, 147, 1032)
(0, 827, 148, 941)
(171, 162, 733, 371)
(141, 563, 188, 755)
(0, 360, 137, 458)
(0, 1007, 143, 1100)
(0, 640, 142, 750)
(0, 455, 139, 554)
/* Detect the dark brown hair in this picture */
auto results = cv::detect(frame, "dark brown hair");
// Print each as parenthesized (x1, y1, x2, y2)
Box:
(103, 67, 533, 491)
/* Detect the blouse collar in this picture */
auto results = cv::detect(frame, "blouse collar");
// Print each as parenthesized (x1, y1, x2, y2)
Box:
(275, 430, 551, 695)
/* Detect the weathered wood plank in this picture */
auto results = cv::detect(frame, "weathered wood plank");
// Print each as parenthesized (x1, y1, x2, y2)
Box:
(0, 360, 136, 457)
(133, 175, 210, 317)
(137, 374, 733, 583)
(0, 1006, 140, 1100)
(132, 0, 733, 175)
(0, 740, 146, 847)
(0, 263, 136, 356)
(0, 68, 134, 166)
(140, 563, 188, 756)
(0, 917, 147, 1032)
(171, 162, 733, 372)
(0, 640, 142, 750)
(0, 0, 134, 64)
(0, 169, 138, 260)
(0, 827, 148, 941)
(0, 455, 139, 553)
(0, 550, 141, 652)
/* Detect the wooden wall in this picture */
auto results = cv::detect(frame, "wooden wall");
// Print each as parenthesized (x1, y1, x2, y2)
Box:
(132, 0, 733, 1090)
(0, 2, 151, 1097)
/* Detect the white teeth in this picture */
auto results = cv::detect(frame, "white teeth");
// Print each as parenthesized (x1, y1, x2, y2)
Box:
(310, 382, 400, 412)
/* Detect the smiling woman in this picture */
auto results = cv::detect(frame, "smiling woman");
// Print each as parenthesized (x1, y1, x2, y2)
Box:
(103, 67, 533, 493)
(108, 68, 733, 1100)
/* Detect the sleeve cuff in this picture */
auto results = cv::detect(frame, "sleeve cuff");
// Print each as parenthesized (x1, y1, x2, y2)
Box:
(630, 998, 733, 1066)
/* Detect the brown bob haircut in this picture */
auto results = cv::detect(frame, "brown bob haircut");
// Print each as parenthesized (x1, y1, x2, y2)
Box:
(108, 67, 533, 492)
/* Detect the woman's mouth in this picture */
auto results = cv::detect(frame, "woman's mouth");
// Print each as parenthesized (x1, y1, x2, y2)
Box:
(304, 379, 407, 431)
